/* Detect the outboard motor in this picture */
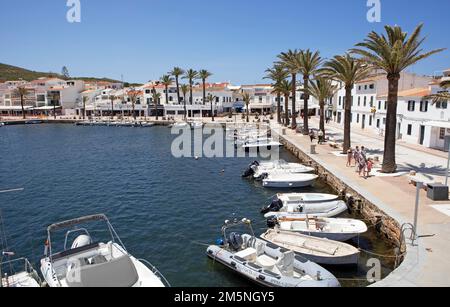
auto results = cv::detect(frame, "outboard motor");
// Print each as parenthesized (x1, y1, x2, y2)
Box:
(266, 217, 279, 229)
(261, 198, 284, 214)
(242, 161, 259, 178)
(228, 232, 243, 251)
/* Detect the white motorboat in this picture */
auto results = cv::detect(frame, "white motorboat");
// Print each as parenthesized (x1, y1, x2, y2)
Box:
(0, 122, 5, 127)
(190, 121, 203, 129)
(140, 122, 155, 127)
(262, 199, 348, 219)
(173, 122, 189, 128)
(269, 217, 368, 242)
(261, 229, 360, 265)
(242, 139, 283, 151)
(207, 218, 340, 287)
(1, 256, 41, 287)
(262, 173, 318, 188)
(276, 193, 340, 204)
(40, 214, 170, 287)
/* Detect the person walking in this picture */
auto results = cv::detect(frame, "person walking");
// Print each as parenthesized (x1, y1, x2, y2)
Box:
(365, 158, 374, 178)
(309, 129, 316, 143)
(318, 130, 324, 145)
(347, 148, 353, 167)
(353, 146, 361, 171)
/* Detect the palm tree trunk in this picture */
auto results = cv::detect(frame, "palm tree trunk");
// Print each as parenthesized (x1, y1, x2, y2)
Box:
(132, 102, 136, 120)
(291, 74, 297, 128)
(382, 75, 400, 173)
(319, 100, 325, 139)
(284, 94, 290, 127)
(202, 79, 206, 105)
(183, 94, 187, 120)
(211, 102, 214, 122)
(343, 86, 352, 154)
(155, 99, 158, 121)
(189, 83, 193, 105)
(20, 95, 26, 119)
(165, 85, 169, 106)
(303, 76, 309, 135)
(277, 93, 281, 124)
(53, 102, 56, 120)
(176, 77, 180, 104)
(246, 103, 250, 123)
(111, 101, 114, 119)
(83, 101, 86, 120)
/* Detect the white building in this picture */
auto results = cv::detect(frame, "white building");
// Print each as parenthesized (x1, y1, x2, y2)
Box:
(333, 70, 450, 152)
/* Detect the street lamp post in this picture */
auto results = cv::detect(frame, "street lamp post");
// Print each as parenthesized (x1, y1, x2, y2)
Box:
(413, 182, 423, 242)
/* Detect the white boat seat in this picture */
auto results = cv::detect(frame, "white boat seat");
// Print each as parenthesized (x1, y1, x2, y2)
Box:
(65, 255, 139, 287)
(256, 255, 278, 270)
(235, 248, 257, 262)
(276, 251, 295, 277)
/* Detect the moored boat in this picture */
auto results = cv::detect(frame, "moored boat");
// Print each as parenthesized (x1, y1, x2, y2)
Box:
(262, 199, 348, 219)
(261, 229, 360, 265)
(268, 216, 368, 242)
(207, 218, 340, 287)
(40, 214, 170, 287)
(262, 173, 318, 188)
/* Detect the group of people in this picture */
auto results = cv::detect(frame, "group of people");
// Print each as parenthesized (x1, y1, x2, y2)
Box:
(309, 129, 325, 145)
(347, 146, 374, 178)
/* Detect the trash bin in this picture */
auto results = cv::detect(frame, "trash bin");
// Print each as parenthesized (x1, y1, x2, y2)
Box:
(310, 145, 317, 154)
(427, 183, 449, 201)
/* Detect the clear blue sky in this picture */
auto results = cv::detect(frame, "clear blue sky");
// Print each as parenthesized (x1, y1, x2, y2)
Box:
(1, 0, 448, 84)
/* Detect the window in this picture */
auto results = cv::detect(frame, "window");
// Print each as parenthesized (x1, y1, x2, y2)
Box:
(363, 96, 367, 107)
(364, 85, 368, 90)
(383, 118, 386, 125)
(436, 101, 448, 109)
(407, 101, 415, 112)
(378, 101, 382, 110)
(384, 102, 387, 110)
(145, 90, 151, 94)
(358, 97, 361, 106)
(369, 84, 375, 89)
(420, 101, 428, 112)
(358, 86, 361, 90)
(339, 96, 341, 106)
(370, 96, 374, 107)
(440, 128, 445, 140)
(169, 96, 173, 102)
(407, 124, 412, 136)
(376, 119, 380, 128)
(357, 114, 360, 123)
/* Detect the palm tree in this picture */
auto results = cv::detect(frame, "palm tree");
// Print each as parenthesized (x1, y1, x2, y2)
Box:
(180, 84, 189, 120)
(169, 67, 185, 104)
(14, 87, 29, 119)
(302, 77, 338, 140)
(152, 88, 161, 120)
(297, 49, 323, 134)
(274, 79, 292, 127)
(207, 93, 217, 121)
(242, 92, 252, 123)
(51, 92, 60, 120)
(264, 65, 288, 124)
(160, 75, 174, 105)
(425, 79, 450, 103)
(183, 69, 198, 105)
(351, 24, 445, 173)
(277, 50, 300, 128)
(321, 54, 372, 153)
(127, 88, 141, 120)
(82, 96, 88, 119)
(198, 70, 213, 105)
(109, 95, 117, 119)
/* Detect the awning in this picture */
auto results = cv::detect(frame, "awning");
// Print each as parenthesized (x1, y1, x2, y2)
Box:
(0, 106, 33, 111)
(32, 106, 62, 110)
(425, 121, 450, 129)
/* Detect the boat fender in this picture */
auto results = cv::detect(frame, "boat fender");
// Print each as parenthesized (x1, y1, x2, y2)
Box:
(216, 238, 225, 246)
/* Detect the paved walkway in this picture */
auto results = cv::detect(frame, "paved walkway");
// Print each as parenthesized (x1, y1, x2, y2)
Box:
(271, 118, 450, 287)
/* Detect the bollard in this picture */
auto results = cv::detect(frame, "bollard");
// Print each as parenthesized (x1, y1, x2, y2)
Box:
(310, 145, 317, 154)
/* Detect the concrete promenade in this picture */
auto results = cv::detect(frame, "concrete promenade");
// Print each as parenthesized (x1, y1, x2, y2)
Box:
(271, 117, 450, 287)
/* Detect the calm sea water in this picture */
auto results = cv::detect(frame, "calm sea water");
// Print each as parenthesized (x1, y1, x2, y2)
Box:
(0, 124, 395, 287)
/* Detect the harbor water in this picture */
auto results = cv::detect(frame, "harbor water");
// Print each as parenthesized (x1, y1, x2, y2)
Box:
(0, 124, 396, 287)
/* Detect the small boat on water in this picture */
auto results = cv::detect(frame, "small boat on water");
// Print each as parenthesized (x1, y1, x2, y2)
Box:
(0, 122, 5, 127)
(173, 122, 189, 128)
(268, 216, 368, 242)
(243, 160, 315, 180)
(262, 173, 318, 188)
(207, 218, 340, 287)
(242, 139, 283, 151)
(261, 193, 347, 218)
(261, 229, 360, 265)
(190, 121, 203, 129)
(262, 199, 348, 219)
(1, 256, 42, 287)
(40, 214, 170, 287)
(140, 122, 155, 127)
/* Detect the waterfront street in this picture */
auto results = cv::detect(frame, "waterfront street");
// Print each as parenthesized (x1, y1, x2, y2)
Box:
(271, 117, 450, 287)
